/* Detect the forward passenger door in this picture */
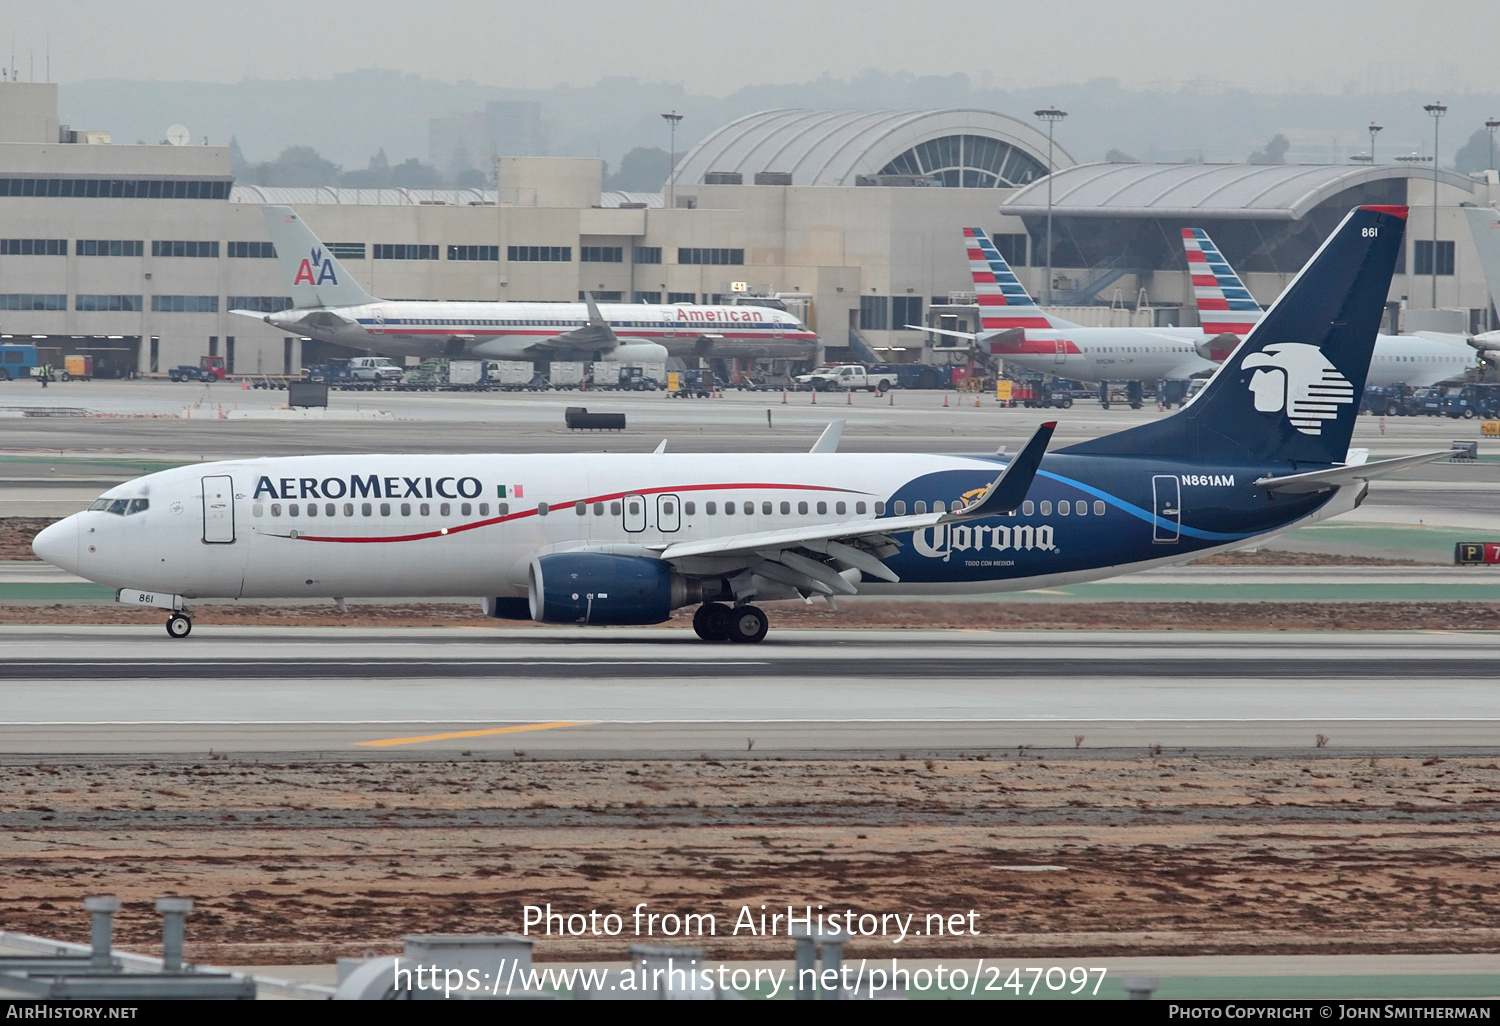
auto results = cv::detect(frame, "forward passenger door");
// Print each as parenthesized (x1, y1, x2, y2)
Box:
(202, 475, 235, 544)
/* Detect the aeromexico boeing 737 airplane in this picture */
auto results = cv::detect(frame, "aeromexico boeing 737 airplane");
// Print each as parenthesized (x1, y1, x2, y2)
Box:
(37, 206, 1442, 644)
(937, 226, 1473, 387)
(230, 205, 817, 363)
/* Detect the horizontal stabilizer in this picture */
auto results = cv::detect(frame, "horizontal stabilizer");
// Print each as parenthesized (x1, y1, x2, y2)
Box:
(909, 325, 977, 341)
(1253, 450, 1449, 493)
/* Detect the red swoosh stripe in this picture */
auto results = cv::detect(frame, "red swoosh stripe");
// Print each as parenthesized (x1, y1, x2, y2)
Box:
(286, 481, 866, 544)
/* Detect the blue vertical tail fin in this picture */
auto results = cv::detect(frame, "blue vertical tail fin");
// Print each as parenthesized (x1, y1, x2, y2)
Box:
(1061, 205, 1407, 465)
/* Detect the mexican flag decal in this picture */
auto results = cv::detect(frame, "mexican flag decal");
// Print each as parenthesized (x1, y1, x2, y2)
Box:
(497, 484, 523, 499)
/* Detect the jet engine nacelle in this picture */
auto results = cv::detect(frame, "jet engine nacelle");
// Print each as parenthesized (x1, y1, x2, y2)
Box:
(527, 553, 702, 625)
(611, 340, 670, 363)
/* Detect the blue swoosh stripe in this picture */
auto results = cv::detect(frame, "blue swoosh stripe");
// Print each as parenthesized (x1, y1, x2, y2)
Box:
(1034, 468, 1289, 542)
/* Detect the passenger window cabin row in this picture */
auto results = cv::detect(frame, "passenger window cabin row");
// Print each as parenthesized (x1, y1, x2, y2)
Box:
(246, 495, 1107, 522)
(254, 501, 505, 518)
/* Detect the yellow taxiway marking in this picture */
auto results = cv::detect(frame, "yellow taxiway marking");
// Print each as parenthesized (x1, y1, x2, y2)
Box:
(356, 721, 591, 748)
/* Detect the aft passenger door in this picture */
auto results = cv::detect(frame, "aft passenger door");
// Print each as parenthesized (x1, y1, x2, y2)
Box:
(1152, 475, 1180, 544)
(1055, 339, 1068, 365)
(657, 493, 681, 533)
(622, 493, 647, 533)
(202, 475, 235, 544)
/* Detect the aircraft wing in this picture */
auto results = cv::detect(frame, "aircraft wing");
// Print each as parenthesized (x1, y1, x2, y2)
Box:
(1253, 450, 1450, 494)
(528, 293, 619, 354)
(650, 422, 1054, 594)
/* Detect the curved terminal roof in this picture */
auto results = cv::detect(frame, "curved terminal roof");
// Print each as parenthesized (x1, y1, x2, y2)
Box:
(230, 186, 496, 205)
(670, 108, 1074, 189)
(1002, 162, 1474, 220)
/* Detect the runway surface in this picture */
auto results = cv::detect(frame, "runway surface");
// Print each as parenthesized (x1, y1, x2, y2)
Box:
(2, 626, 1498, 757)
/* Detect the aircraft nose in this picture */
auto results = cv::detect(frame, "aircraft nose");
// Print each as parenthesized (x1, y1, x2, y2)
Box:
(31, 517, 79, 573)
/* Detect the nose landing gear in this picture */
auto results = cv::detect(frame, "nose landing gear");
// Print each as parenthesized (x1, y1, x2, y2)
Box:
(692, 602, 768, 643)
(165, 613, 193, 638)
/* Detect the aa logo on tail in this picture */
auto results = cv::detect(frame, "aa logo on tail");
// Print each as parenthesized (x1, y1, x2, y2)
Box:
(1243, 342, 1354, 436)
(294, 247, 339, 287)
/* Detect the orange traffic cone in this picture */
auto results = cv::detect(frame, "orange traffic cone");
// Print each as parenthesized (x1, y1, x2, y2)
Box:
(846, 390, 852, 405)
(943, 394, 948, 407)
(974, 396, 980, 408)
(888, 390, 894, 406)
(811, 390, 817, 405)
(241, 378, 249, 390)
(781, 390, 787, 404)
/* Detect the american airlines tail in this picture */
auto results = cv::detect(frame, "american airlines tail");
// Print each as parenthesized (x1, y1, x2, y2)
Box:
(261, 205, 378, 310)
(962, 227, 1082, 331)
(1181, 228, 1264, 335)
(1465, 206, 1500, 333)
(1064, 205, 1408, 465)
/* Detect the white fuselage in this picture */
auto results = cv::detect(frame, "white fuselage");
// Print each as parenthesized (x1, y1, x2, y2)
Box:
(989, 326, 1216, 382)
(262, 301, 818, 361)
(994, 326, 1472, 387)
(35, 451, 1356, 609)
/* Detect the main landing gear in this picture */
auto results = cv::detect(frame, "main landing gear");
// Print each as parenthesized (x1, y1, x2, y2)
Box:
(165, 613, 193, 639)
(692, 602, 769, 644)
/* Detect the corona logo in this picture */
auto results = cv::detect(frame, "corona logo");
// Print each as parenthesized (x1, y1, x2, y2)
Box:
(293, 247, 339, 287)
(912, 522, 1055, 562)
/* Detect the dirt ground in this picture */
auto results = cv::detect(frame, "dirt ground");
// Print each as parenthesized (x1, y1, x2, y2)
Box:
(0, 518, 55, 561)
(3, 756, 1498, 965)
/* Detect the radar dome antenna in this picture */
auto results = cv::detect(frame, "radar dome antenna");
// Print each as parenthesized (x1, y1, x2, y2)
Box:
(166, 124, 191, 147)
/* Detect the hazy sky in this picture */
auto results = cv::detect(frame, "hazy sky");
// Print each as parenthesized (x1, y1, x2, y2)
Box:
(4, 0, 1497, 96)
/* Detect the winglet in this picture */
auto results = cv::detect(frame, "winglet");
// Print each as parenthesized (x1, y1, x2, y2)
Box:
(810, 420, 845, 454)
(653, 439, 667, 454)
(958, 422, 1055, 516)
(583, 291, 609, 327)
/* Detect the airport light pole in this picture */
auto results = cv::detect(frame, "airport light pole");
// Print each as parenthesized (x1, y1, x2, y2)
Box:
(661, 110, 683, 211)
(1424, 101, 1447, 308)
(1368, 122, 1382, 164)
(1034, 106, 1067, 306)
(1487, 117, 1500, 172)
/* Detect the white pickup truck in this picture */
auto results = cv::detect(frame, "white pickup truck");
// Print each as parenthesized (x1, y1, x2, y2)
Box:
(794, 364, 899, 392)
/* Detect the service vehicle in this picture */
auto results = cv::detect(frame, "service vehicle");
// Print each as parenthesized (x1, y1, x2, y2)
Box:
(0, 344, 39, 381)
(794, 364, 900, 392)
(61, 355, 94, 381)
(349, 356, 404, 384)
(167, 356, 227, 382)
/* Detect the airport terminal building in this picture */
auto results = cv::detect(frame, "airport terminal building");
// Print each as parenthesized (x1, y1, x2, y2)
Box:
(1, 81, 1497, 377)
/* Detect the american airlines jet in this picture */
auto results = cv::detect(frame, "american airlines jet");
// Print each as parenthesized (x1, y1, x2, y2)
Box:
(1182, 227, 1475, 388)
(38, 207, 1441, 644)
(231, 206, 817, 364)
(922, 228, 1216, 382)
(927, 227, 1474, 389)
(1463, 205, 1500, 355)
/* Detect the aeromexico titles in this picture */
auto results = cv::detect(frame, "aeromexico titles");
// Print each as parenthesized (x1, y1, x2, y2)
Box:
(231, 205, 817, 364)
(37, 205, 1442, 644)
(939, 224, 1475, 388)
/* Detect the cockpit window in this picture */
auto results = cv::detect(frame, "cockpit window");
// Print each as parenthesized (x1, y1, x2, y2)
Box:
(94, 497, 148, 515)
